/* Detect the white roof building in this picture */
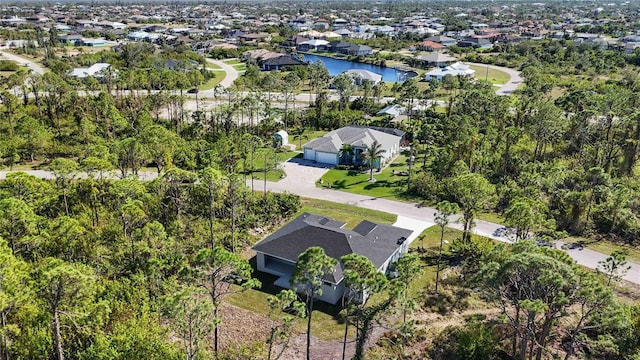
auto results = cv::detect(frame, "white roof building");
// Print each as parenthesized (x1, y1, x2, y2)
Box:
(69, 63, 112, 79)
(424, 62, 475, 81)
(300, 39, 329, 47)
(343, 69, 383, 85)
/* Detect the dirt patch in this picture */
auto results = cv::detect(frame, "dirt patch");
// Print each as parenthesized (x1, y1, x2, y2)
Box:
(218, 302, 275, 350)
(217, 302, 389, 359)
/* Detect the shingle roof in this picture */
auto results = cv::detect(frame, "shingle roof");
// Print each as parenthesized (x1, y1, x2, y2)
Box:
(304, 126, 402, 154)
(252, 213, 413, 284)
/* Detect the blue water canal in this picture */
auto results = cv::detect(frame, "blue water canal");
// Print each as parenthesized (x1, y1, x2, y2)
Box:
(301, 53, 413, 82)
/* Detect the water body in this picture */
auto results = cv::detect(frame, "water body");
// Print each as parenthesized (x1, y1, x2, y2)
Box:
(301, 53, 413, 82)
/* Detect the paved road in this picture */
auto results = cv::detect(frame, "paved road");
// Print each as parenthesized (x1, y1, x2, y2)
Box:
(468, 62, 523, 95)
(0, 50, 45, 75)
(1, 165, 638, 283)
(205, 59, 238, 89)
(254, 158, 640, 284)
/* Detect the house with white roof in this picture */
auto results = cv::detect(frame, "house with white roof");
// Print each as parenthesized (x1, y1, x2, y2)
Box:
(342, 69, 382, 86)
(424, 62, 475, 81)
(69, 63, 113, 79)
(303, 126, 404, 166)
(297, 39, 329, 51)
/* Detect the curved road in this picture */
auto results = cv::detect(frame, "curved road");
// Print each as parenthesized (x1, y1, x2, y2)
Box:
(204, 58, 238, 89)
(252, 159, 640, 285)
(468, 62, 523, 95)
(0, 49, 45, 75)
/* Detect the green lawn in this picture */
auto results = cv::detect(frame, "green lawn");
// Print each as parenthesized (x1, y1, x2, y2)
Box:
(199, 73, 224, 90)
(222, 58, 241, 65)
(233, 64, 246, 71)
(206, 62, 222, 70)
(226, 198, 397, 340)
(246, 150, 298, 182)
(318, 154, 421, 202)
(298, 197, 397, 228)
(226, 266, 354, 341)
(0, 70, 14, 78)
(469, 65, 511, 85)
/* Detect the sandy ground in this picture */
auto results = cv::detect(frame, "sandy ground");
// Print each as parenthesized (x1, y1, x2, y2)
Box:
(219, 302, 387, 359)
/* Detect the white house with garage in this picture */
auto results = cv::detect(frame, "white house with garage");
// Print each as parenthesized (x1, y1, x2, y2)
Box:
(302, 126, 404, 167)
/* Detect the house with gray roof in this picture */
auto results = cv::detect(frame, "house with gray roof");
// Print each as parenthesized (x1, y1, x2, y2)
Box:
(303, 126, 403, 166)
(252, 213, 413, 304)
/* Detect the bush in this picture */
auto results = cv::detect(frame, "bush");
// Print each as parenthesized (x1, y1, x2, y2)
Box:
(410, 171, 443, 200)
(428, 322, 506, 360)
(0, 60, 19, 71)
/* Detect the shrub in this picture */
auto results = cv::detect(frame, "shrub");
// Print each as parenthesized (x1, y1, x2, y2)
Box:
(0, 60, 19, 71)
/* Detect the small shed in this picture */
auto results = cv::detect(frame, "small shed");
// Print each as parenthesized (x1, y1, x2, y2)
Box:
(272, 130, 289, 147)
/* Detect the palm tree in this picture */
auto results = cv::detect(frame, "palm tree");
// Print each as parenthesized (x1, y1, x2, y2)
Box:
(339, 144, 354, 165)
(362, 141, 385, 182)
(293, 127, 308, 151)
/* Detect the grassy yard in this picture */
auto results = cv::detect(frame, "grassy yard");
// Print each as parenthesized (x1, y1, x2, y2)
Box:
(469, 65, 511, 85)
(0, 70, 14, 77)
(199, 73, 224, 90)
(222, 58, 241, 65)
(298, 197, 397, 228)
(226, 264, 354, 341)
(206, 62, 222, 70)
(246, 150, 298, 182)
(233, 64, 246, 71)
(318, 153, 421, 202)
(226, 198, 397, 340)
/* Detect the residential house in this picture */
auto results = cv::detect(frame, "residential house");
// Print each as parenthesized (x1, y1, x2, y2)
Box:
(376, 104, 408, 123)
(415, 53, 457, 67)
(303, 126, 403, 166)
(342, 69, 382, 86)
(334, 28, 353, 38)
(69, 63, 113, 79)
(261, 55, 306, 71)
(297, 39, 329, 51)
(417, 40, 445, 52)
(425, 35, 457, 47)
(58, 34, 83, 45)
(424, 62, 475, 81)
(458, 37, 492, 49)
(329, 40, 353, 53)
(79, 38, 107, 47)
(281, 35, 309, 48)
(252, 213, 413, 304)
(376, 104, 405, 117)
(332, 18, 348, 30)
(340, 44, 373, 56)
(312, 20, 330, 30)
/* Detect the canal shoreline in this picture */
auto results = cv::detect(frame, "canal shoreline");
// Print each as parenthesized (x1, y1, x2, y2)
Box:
(296, 51, 419, 82)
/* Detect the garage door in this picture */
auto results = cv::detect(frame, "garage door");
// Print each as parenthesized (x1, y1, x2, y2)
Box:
(316, 151, 338, 165)
(304, 148, 315, 161)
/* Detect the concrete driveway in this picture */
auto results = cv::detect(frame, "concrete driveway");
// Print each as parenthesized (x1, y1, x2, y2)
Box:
(251, 157, 331, 193)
